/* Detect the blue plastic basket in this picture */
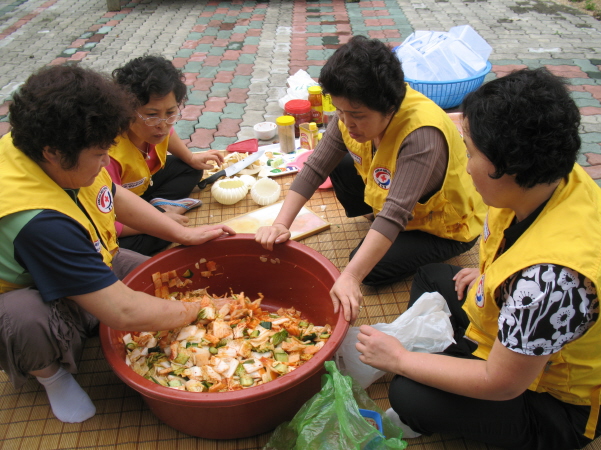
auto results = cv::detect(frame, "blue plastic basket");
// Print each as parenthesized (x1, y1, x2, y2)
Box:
(404, 61, 492, 110)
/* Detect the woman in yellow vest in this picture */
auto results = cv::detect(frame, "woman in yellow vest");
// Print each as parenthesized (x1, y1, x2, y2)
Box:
(356, 68, 601, 449)
(108, 56, 224, 255)
(256, 36, 485, 322)
(0, 66, 234, 425)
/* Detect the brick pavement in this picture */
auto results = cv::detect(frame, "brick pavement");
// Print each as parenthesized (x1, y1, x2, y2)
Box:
(0, 0, 600, 184)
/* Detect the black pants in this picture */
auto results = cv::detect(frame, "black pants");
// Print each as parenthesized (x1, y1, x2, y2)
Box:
(141, 155, 202, 201)
(119, 155, 203, 256)
(329, 154, 477, 286)
(388, 263, 598, 450)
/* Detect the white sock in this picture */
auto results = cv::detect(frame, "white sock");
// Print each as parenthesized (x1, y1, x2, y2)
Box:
(36, 366, 96, 423)
(386, 407, 422, 438)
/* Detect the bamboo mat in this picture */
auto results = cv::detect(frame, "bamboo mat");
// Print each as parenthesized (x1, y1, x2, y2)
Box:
(1, 172, 600, 450)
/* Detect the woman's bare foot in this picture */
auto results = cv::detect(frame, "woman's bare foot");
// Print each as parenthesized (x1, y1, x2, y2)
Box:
(164, 212, 189, 225)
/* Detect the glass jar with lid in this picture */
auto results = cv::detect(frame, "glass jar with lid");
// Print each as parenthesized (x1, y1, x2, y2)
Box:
(284, 99, 311, 138)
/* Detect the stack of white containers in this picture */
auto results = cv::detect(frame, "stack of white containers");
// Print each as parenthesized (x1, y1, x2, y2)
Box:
(395, 25, 492, 81)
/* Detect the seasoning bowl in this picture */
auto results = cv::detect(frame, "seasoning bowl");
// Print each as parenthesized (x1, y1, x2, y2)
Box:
(253, 122, 277, 140)
(100, 235, 346, 439)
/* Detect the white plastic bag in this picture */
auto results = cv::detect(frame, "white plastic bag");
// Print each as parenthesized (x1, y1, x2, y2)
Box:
(335, 292, 455, 389)
(277, 69, 318, 109)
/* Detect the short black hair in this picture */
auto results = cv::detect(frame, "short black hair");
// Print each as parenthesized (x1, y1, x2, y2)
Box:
(9, 65, 132, 170)
(112, 55, 188, 107)
(462, 67, 581, 189)
(319, 35, 406, 116)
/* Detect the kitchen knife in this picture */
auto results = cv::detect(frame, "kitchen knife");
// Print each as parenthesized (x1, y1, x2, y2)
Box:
(197, 147, 266, 190)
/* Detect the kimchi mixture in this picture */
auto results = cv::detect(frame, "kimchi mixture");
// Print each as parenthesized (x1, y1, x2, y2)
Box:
(123, 267, 332, 392)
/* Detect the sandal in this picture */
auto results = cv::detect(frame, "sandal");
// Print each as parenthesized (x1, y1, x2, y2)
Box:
(150, 197, 203, 211)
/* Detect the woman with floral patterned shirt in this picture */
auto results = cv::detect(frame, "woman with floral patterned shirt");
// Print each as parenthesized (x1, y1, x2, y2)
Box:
(355, 68, 601, 450)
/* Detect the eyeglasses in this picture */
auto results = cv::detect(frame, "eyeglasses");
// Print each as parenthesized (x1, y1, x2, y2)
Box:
(136, 111, 182, 126)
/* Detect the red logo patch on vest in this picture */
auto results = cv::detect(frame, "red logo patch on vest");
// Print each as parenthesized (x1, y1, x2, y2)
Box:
(96, 185, 114, 213)
(373, 167, 391, 190)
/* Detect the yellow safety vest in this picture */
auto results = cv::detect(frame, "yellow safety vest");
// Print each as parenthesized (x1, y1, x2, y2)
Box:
(0, 133, 118, 293)
(108, 133, 169, 196)
(463, 165, 601, 438)
(340, 86, 485, 242)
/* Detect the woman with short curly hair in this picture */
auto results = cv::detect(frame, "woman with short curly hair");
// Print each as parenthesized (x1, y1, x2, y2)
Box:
(358, 68, 601, 450)
(108, 55, 224, 255)
(0, 65, 234, 425)
(256, 36, 486, 322)
(10, 65, 132, 169)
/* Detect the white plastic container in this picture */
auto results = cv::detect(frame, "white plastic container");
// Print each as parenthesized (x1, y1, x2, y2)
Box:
(449, 25, 492, 61)
(447, 39, 487, 75)
(251, 177, 281, 206)
(395, 25, 492, 81)
(422, 38, 471, 80)
(211, 177, 249, 205)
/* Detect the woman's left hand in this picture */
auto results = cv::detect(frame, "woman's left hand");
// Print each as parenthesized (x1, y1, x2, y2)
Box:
(188, 150, 225, 170)
(182, 223, 236, 246)
(330, 272, 363, 323)
(356, 325, 406, 373)
(453, 267, 480, 300)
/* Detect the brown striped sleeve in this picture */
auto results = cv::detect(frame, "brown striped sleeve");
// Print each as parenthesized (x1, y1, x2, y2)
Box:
(372, 127, 448, 242)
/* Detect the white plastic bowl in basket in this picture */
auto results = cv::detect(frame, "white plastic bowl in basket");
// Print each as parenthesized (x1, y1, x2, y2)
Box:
(403, 61, 492, 110)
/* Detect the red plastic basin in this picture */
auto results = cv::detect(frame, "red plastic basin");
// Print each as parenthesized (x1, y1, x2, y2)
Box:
(100, 234, 347, 439)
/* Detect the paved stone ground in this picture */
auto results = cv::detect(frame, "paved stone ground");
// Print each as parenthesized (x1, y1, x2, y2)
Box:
(0, 0, 600, 184)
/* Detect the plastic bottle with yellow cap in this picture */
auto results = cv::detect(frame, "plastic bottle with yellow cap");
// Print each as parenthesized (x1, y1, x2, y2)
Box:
(322, 94, 336, 129)
(307, 86, 323, 127)
(276, 115, 296, 154)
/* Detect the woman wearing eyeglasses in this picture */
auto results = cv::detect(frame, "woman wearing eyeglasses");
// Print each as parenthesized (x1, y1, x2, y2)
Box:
(108, 55, 223, 255)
